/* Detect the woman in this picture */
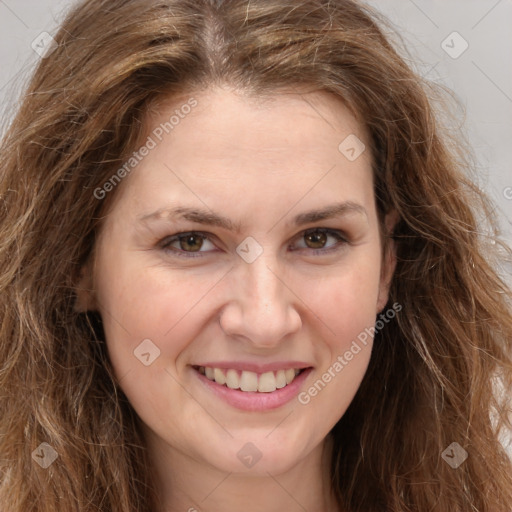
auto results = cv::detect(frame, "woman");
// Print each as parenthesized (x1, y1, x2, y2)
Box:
(1, 1, 511, 511)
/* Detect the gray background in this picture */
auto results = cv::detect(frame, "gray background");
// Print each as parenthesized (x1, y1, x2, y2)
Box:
(1, 0, 511, 454)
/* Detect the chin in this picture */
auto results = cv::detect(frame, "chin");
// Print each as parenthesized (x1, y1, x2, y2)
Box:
(198, 434, 313, 476)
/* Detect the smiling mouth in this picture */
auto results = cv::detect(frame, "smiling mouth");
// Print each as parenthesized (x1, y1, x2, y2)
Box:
(193, 365, 307, 393)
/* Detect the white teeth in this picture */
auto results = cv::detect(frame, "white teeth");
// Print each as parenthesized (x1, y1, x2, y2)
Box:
(240, 371, 258, 392)
(285, 368, 296, 384)
(198, 366, 305, 393)
(258, 371, 277, 392)
(225, 369, 239, 389)
(275, 369, 287, 389)
(213, 367, 226, 385)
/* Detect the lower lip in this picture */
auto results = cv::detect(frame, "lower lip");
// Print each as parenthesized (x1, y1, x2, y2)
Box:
(193, 367, 313, 411)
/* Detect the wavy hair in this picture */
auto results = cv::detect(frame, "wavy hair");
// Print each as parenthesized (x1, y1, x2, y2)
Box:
(1, 0, 511, 510)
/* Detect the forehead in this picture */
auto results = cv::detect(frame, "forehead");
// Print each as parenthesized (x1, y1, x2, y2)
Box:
(145, 87, 366, 154)
(107, 87, 375, 223)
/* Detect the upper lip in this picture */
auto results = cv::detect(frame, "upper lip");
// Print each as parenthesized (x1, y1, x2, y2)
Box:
(193, 361, 312, 373)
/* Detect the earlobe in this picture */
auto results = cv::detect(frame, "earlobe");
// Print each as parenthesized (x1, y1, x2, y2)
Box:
(376, 210, 399, 313)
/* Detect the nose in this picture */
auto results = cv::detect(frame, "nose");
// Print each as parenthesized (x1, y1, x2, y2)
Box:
(219, 253, 302, 349)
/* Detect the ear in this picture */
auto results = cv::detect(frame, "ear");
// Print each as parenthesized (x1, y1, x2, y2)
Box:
(376, 209, 399, 313)
(74, 261, 96, 312)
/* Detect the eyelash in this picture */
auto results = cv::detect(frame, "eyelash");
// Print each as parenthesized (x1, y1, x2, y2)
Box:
(159, 228, 349, 259)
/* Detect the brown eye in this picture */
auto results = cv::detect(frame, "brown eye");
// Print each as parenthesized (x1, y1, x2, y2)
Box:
(293, 228, 348, 254)
(304, 230, 328, 249)
(178, 233, 204, 252)
(161, 231, 216, 258)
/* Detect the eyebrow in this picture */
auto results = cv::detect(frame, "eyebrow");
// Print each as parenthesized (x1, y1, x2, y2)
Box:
(138, 201, 367, 232)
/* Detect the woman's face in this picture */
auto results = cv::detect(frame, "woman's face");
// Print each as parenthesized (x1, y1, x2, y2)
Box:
(82, 87, 396, 476)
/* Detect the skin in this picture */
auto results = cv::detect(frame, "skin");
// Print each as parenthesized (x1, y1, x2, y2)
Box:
(77, 86, 397, 512)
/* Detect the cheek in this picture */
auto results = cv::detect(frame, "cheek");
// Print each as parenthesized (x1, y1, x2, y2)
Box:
(295, 285, 380, 428)
(94, 248, 228, 376)
(292, 251, 381, 414)
(305, 249, 383, 348)
(93, 259, 216, 435)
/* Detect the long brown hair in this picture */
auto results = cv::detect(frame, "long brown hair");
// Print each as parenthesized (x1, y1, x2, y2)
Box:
(1, 1, 511, 510)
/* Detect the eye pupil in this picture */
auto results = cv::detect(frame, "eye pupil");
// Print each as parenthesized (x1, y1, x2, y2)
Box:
(180, 234, 203, 252)
(305, 231, 327, 249)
